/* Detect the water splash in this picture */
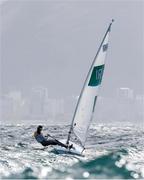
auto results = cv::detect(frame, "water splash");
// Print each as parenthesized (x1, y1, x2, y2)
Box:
(0, 123, 144, 179)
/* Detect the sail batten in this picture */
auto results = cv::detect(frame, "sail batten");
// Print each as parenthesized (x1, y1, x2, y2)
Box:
(67, 20, 114, 147)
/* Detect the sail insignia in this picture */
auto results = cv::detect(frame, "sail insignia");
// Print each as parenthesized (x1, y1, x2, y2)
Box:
(103, 43, 108, 52)
(88, 65, 105, 86)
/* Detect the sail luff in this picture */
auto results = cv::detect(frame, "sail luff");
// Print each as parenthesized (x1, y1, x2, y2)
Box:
(66, 20, 114, 146)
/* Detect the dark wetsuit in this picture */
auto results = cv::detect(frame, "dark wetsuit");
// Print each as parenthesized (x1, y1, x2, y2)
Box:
(34, 132, 67, 148)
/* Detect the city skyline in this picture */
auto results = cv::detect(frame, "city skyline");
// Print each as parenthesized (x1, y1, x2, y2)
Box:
(0, 87, 143, 125)
(0, 1, 143, 125)
(1, 0, 143, 98)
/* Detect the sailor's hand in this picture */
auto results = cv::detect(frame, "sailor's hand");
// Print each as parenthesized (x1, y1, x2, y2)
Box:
(45, 134, 50, 138)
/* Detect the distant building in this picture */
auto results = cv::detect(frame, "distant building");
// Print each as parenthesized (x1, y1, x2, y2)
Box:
(135, 94, 144, 101)
(64, 95, 77, 115)
(8, 91, 22, 101)
(7, 91, 22, 113)
(117, 87, 134, 100)
(0, 95, 14, 120)
(44, 98, 64, 118)
(29, 87, 48, 118)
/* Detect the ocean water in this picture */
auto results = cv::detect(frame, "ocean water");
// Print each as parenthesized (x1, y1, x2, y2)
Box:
(0, 123, 144, 179)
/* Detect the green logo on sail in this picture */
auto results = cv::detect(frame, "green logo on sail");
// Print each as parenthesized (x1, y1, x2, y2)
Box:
(88, 65, 105, 86)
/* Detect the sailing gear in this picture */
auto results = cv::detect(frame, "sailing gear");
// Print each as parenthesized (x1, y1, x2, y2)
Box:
(34, 132, 47, 143)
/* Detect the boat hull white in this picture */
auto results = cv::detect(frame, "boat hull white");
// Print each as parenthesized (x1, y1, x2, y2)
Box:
(54, 139, 84, 156)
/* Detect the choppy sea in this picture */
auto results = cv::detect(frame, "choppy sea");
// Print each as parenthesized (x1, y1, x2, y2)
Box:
(0, 122, 144, 179)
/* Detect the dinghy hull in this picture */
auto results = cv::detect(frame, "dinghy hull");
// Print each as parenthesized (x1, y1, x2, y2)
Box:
(54, 139, 84, 156)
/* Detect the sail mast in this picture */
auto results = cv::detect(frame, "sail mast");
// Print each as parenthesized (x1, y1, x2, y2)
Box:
(66, 19, 114, 145)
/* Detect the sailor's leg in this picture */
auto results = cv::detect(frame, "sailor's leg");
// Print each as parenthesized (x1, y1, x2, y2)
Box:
(54, 140, 68, 148)
(53, 140, 73, 149)
(41, 140, 67, 148)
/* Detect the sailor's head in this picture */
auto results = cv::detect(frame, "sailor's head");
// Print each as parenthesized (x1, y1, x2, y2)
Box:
(37, 125, 43, 133)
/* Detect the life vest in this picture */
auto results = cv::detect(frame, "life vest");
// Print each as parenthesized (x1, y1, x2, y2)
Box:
(34, 132, 46, 143)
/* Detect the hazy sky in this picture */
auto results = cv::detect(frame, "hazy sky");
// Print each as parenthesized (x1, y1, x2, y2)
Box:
(1, 0, 143, 97)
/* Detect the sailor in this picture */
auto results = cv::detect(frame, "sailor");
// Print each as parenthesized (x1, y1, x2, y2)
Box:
(34, 125, 73, 149)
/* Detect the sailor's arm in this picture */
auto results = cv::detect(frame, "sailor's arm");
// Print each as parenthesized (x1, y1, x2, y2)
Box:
(44, 133, 50, 138)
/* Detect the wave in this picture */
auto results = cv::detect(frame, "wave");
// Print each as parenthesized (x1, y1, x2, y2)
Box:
(0, 124, 144, 179)
(1, 151, 142, 179)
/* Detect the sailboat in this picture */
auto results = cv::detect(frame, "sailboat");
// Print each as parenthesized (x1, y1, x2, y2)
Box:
(55, 20, 114, 155)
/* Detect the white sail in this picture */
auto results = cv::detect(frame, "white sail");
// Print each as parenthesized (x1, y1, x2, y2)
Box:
(67, 20, 114, 147)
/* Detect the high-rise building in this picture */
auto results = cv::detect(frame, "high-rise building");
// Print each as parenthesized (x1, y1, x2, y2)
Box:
(29, 87, 48, 118)
(117, 87, 134, 100)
